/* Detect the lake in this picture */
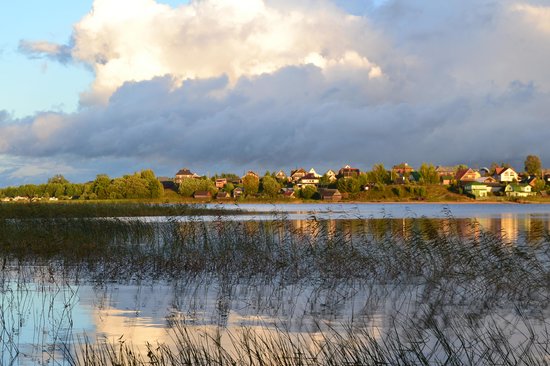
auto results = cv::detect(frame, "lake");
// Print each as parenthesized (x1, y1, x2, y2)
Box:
(2, 203, 550, 365)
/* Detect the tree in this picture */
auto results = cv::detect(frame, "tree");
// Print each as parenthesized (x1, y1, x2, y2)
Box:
(524, 155, 542, 177)
(178, 178, 216, 197)
(224, 182, 235, 194)
(337, 177, 361, 193)
(299, 185, 318, 199)
(242, 175, 259, 196)
(141, 169, 163, 198)
(92, 174, 111, 199)
(419, 163, 439, 184)
(260, 175, 281, 197)
(48, 174, 69, 184)
(368, 164, 390, 185)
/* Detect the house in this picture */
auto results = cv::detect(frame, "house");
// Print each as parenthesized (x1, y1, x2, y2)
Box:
(175, 168, 200, 184)
(308, 168, 321, 178)
(494, 167, 518, 183)
(455, 168, 480, 183)
(319, 189, 342, 201)
(193, 191, 212, 199)
(464, 182, 488, 199)
(290, 168, 308, 182)
(158, 176, 176, 190)
(324, 170, 337, 183)
(474, 177, 497, 184)
(298, 173, 319, 187)
(473, 177, 502, 193)
(392, 163, 414, 176)
(282, 190, 296, 199)
(505, 183, 534, 198)
(215, 178, 227, 189)
(435, 166, 456, 177)
(275, 170, 287, 181)
(435, 166, 455, 184)
(522, 176, 538, 188)
(338, 165, 360, 179)
(242, 171, 259, 180)
(233, 187, 244, 198)
(216, 191, 230, 200)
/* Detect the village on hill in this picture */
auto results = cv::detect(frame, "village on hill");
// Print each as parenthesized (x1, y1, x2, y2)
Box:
(1, 156, 549, 203)
(157, 156, 550, 202)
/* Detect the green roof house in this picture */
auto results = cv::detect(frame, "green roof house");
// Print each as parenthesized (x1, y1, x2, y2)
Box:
(505, 183, 534, 198)
(464, 182, 488, 199)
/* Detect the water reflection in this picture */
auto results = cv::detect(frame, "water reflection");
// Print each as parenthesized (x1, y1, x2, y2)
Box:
(2, 209, 550, 364)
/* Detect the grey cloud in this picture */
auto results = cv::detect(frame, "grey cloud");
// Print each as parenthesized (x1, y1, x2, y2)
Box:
(0, 63, 548, 176)
(18, 40, 73, 64)
(2, 0, 550, 185)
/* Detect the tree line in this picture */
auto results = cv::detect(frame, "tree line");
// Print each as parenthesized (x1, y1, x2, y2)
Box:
(0, 170, 164, 200)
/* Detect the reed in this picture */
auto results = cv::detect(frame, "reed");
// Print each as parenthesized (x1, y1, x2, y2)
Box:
(1, 209, 549, 365)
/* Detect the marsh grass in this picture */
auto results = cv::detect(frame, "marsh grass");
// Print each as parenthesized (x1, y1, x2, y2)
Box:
(0, 202, 243, 219)
(1, 209, 550, 364)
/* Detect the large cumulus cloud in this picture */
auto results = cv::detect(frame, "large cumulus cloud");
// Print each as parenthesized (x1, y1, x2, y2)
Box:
(3, 0, 550, 183)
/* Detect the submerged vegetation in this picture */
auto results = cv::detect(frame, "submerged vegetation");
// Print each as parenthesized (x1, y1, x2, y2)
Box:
(1, 208, 550, 364)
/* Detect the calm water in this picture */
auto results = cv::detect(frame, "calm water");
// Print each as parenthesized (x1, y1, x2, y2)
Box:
(2, 203, 550, 364)
(223, 202, 550, 219)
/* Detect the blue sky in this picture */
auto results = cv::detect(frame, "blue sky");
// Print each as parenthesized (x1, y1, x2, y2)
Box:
(0, 0, 548, 186)
(0, 0, 190, 118)
(0, 2, 92, 117)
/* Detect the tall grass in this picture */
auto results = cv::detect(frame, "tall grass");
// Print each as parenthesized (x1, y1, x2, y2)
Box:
(0, 202, 243, 219)
(1, 210, 550, 364)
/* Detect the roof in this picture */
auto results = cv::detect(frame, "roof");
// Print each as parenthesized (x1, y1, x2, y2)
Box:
(290, 168, 307, 176)
(194, 191, 211, 197)
(319, 189, 342, 197)
(506, 183, 530, 192)
(474, 177, 496, 183)
(300, 173, 319, 180)
(176, 168, 195, 176)
(495, 167, 516, 176)
(435, 166, 455, 172)
(455, 168, 469, 180)
(464, 182, 487, 186)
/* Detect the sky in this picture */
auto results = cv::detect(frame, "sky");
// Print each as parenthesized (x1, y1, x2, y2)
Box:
(0, 0, 548, 186)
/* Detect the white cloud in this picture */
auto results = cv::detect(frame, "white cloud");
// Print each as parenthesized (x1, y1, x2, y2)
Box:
(69, 0, 385, 103)
(513, 3, 550, 33)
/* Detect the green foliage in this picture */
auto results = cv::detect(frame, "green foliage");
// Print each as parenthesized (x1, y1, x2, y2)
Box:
(299, 185, 318, 199)
(92, 174, 112, 199)
(337, 177, 361, 193)
(224, 182, 235, 194)
(242, 175, 259, 196)
(533, 179, 546, 192)
(419, 163, 439, 184)
(524, 155, 542, 176)
(392, 186, 402, 197)
(0, 170, 164, 200)
(319, 174, 333, 187)
(260, 175, 281, 197)
(178, 178, 217, 197)
(368, 164, 390, 185)
(47, 174, 69, 184)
